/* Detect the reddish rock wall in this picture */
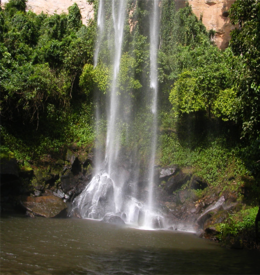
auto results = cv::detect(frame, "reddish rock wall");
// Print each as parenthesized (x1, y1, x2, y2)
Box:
(175, 0, 236, 49)
(1, 0, 94, 26)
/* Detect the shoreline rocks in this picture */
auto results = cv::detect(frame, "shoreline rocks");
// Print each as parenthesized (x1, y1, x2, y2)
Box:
(21, 195, 67, 218)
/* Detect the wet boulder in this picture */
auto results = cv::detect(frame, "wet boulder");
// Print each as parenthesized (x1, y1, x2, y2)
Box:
(196, 196, 225, 229)
(102, 214, 125, 225)
(53, 189, 65, 199)
(61, 170, 88, 196)
(159, 166, 179, 180)
(97, 177, 115, 216)
(21, 195, 67, 218)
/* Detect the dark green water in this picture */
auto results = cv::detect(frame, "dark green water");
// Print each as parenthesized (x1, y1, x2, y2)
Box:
(0, 215, 259, 274)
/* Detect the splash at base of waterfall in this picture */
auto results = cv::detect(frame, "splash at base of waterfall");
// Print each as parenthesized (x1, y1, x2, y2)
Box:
(70, 170, 166, 229)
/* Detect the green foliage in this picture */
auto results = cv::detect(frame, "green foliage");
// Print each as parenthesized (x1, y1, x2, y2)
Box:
(0, 3, 95, 125)
(0, 3, 95, 159)
(160, 132, 244, 186)
(218, 207, 258, 238)
(5, 0, 27, 13)
(229, 0, 260, 139)
(169, 49, 237, 120)
(67, 3, 82, 31)
(117, 52, 142, 95)
(169, 70, 203, 116)
(158, 3, 212, 107)
(163, 1, 260, 197)
(159, 109, 250, 188)
(160, 2, 208, 55)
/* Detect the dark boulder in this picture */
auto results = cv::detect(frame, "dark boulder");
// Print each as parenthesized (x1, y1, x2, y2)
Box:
(102, 214, 125, 225)
(61, 171, 74, 193)
(164, 171, 191, 194)
(1, 157, 34, 213)
(0, 157, 19, 178)
(61, 170, 88, 196)
(0, 158, 21, 200)
(190, 176, 208, 190)
(71, 157, 81, 175)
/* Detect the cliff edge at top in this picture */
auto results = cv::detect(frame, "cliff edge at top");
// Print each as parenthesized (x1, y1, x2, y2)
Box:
(0, 0, 236, 50)
(1, 0, 94, 26)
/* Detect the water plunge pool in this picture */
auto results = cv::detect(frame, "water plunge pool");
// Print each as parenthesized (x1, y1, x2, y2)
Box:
(1, 215, 259, 274)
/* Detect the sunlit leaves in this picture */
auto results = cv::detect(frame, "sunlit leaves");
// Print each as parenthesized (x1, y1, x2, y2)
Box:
(213, 88, 238, 121)
(169, 50, 236, 121)
(169, 70, 203, 118)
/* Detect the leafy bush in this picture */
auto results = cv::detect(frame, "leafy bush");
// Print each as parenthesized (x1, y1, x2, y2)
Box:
(218, 207, 259, 238)
(0, 2, 95, 160)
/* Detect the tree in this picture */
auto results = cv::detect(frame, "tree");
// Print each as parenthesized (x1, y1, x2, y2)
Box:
(229, 0, 260, 139)
(67, 3, 82, 31)
(5, 0, 27, 13)
(169, 45, 236, 121)
(0, 3, 95, 129)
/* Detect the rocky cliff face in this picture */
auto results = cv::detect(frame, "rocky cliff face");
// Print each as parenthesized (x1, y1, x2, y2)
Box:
(176, 0, 236, 49)
(1, 0, 94, 26)
(1, 0, 235, 49)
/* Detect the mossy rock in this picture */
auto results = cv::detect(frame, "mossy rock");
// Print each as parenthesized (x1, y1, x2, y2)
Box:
(51, 159, 65, 176)
(78, 151, 89, 165)
(203, 209, 229, 230)
(34, 167, 52, 182)
(21, 195, 67, 218)
(66, 149, 76, 165)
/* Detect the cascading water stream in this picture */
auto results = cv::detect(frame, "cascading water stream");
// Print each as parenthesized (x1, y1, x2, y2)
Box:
(72, 0, 129, 221)
(93, 0, 105, 172)
(94, 0, 104, 68)
(71, 0, 165, 229)
(143, 0, 160, 228)
(105, 0, 127, 176)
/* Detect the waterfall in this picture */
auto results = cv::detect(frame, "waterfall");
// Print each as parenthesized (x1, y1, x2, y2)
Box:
(94, 0, 104, 68)
(71, 0, 164, 229)
(105, 0, 127, 175)
(143, 0, 160, 228)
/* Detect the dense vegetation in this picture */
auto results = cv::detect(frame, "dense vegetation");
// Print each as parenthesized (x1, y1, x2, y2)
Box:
(158, 0, 260, 245)
(0, 0, 259, 246)
(0, 0, 95, 160)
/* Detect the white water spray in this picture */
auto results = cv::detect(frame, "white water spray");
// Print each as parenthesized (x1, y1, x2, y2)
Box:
(94, 0, 104, 67)
(72, 0, 164, 229)
(105, 0, 127, 174)
(143, 0, 160, 228)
